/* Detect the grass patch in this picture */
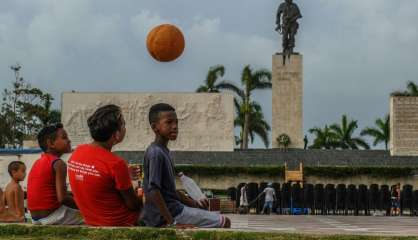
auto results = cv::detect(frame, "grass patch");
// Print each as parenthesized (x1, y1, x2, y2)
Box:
(1, 225, 418, 240)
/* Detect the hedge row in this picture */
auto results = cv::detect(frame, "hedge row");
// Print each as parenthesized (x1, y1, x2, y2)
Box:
(175, 165, 416, 179)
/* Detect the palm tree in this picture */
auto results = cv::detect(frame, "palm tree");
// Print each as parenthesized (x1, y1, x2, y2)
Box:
(330, 115, 370, 150)
(361, 115, 390, 150)
(196, 65, 240, 93)
(406, 81, 418, 96)
(196, 64, 272, 149)
(308, 125, 338, 149)
(234, 99, 270, 148)
(239, 65, 272, 149)
(392, 81, 418, 96)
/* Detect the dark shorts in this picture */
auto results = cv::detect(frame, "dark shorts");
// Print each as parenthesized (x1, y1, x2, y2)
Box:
(391, 198, 400, 208)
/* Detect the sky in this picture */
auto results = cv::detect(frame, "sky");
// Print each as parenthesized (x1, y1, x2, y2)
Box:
(0, 0, 417, 149)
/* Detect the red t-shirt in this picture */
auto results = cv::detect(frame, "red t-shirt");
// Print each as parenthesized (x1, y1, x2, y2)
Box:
(27, 153, 61, 211)
(68, 144, 139, 226)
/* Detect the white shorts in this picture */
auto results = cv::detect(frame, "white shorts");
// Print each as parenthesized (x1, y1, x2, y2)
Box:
(31, 205, 84, 225)
(174, 206, 227, 228)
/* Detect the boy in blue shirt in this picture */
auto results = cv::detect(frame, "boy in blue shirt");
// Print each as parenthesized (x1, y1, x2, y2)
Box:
(142, 103, 231, 228)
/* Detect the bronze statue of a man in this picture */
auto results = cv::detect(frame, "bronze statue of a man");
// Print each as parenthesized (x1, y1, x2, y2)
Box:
(275, 0, 302, 62)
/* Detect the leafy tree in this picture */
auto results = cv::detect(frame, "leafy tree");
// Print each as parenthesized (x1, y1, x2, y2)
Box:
(196, 65, 272, 149)
(234, 99, 270, 148)
(392, 81, 418, 96)
(196, 65, 240, 93)
(238, 65, 272, 149)
(361, 114, 390, 150)
(1, 64, 61, 147)
(330, 115, 370, 150)
(309, 125, 338, 149)
(406, 81, 418, 96)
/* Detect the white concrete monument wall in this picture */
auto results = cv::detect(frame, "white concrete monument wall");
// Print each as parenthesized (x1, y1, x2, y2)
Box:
(61, 92, 235, 152)
(390, 96, 418, 156)
(272, 54, 303, 148)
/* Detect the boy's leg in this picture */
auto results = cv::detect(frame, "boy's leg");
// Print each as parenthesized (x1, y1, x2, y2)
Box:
(175, 206, 231, 228)
(267, 201, 273, 215)
(262, 202, 268, 214)
(33, 205, 83, 225)
(60, 206, 84, 225)
(262, 201, 273, 214)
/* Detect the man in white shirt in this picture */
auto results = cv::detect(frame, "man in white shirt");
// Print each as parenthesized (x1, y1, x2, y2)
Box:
(239, 184, 249, 214)
(261, 183, 276, 214)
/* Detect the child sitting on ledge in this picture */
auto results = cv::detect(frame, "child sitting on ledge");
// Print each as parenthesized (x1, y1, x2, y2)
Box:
(27, 123, 83, 225)
(142, 103, 231, 228)
(0, 161, 26, 222)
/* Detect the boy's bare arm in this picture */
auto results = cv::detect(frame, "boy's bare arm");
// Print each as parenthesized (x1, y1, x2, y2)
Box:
(0, 188, 4, 211)
(13, 187, 24, 217)
(148, 189, 174, 225)
(53, 160, 78, 209)
(119, 188, 142, 211)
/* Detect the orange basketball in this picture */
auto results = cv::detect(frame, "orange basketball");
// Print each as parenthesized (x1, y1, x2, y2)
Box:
(146, 24, 185, 62)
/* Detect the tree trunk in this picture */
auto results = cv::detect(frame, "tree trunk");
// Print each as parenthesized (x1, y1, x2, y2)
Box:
(242, 112, 250, 149)
(239, 130, 244, 149)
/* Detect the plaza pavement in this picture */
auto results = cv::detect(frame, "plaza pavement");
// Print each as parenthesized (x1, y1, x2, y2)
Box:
(226, 214, 418, 236)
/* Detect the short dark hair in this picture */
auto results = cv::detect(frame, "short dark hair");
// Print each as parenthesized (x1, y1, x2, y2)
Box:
(88, 104, 123, 142)
(148, 103, 176, 124)
(37, 123, 64, 152)
(8, 161, 25, 177)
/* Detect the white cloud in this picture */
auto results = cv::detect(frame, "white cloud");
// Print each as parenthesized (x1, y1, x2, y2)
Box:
(0, 0, 417, 148)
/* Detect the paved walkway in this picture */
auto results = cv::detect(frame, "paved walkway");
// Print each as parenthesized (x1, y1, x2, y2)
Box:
(226, 214, 418, 236)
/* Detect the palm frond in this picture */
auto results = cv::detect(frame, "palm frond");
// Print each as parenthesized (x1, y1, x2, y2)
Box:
(196, 86, 209, 93)
(353, 138, 370, 149)
(252, 70, 272, 90)
(251, 123, 270, 148)
(407, 81, 418, 96)
(205, 65, 225, 87)
(216, 81, 244, 98)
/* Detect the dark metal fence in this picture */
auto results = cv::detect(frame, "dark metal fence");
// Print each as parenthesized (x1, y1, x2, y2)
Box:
(235, 182, 418, 216)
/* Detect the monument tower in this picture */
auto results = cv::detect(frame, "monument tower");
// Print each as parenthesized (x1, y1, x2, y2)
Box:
(272, 0, 303, 148)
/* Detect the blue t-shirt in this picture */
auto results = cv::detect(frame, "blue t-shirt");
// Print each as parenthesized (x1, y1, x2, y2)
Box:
(142, 143, 184, 227)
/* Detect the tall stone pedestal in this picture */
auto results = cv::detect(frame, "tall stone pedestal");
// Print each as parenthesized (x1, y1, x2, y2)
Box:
(390, 96, 418, 156)
(272, 54, 303, 149)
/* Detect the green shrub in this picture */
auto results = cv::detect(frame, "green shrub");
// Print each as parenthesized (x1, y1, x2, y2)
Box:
(176, 165, 284, 177)
(175, 165, 415, 179)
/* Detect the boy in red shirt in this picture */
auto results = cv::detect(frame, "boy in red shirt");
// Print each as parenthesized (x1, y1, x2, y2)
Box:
(27, 123, 83, 225)
(68, 104, 142, 226)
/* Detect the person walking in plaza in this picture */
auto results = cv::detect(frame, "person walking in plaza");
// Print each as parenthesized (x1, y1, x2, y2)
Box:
(239, 184, 249, 214)
(261, 183, 276, 215)
(391, 183, 401, 216)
